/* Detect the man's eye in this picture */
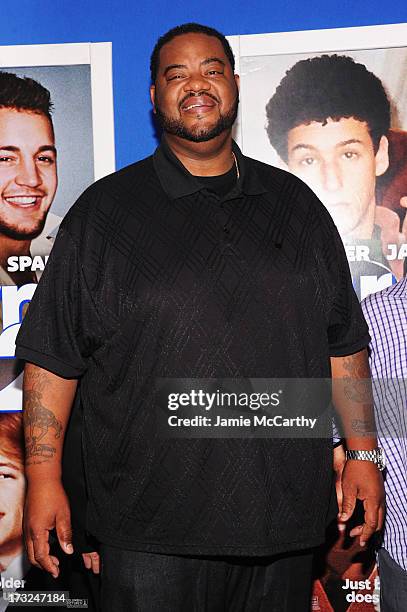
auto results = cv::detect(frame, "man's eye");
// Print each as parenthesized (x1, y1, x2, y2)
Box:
(167, 74, 184, 81)
(207, 70, 222, 75)
(300, 157, 315, 166)
(37, 156, 55, 164)
(343, 151, 358, 160)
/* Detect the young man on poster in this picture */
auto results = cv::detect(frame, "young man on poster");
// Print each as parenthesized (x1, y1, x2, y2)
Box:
(0, 71, 59, 287)
(0, 71, 60, 405)
(16, 24, 384, 611)
(266, 55, 407, 296)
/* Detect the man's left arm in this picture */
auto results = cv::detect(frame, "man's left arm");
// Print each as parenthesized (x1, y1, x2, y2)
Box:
(331, 348, 385, 546)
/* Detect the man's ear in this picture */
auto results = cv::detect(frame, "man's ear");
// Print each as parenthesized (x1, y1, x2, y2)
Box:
(234, 73, 240, 92)
(375, 135, 389, 177)
(150, 84, 156, 114)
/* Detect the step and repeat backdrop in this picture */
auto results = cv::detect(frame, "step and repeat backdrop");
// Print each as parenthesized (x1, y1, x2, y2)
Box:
(0, 21, 406, 611)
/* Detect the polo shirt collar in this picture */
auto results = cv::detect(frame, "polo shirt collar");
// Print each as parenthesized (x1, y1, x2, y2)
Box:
(153, 136, 267, 200)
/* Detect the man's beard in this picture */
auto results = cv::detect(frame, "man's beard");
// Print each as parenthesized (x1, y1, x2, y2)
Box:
(155, 95, 239, 143)
(0, 215, 47, 241)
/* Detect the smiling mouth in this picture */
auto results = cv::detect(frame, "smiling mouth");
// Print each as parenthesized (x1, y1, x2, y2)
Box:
(181, 95, 217, 112)
(182, 103, 216, 112)
(4, 196, 42, 207)
(183, 103, 208, 110)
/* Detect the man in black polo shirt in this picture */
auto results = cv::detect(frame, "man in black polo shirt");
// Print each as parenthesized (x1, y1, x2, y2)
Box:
(16, 23, 384, 611)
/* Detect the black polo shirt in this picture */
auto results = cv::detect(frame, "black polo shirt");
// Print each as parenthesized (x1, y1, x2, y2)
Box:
(16, 139, 369, 556)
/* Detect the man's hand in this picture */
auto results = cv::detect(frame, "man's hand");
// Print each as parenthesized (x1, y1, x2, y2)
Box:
(82, 552, 100, 574)
(24, 479, 73, 578)
(337, 459, 385, 546)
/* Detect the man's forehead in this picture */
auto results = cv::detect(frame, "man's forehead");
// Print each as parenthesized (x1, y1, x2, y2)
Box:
(287, 117, 372, 150)
(0, 455, 22, 472)
(158, 33, 228, 69)
(0, 107, 54, 143)
(0, 107, 52, 124)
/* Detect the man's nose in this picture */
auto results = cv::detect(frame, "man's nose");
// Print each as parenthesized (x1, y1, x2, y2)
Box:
(183, 73, 211, 93)
(321, 161, 342, 192)
(15, 158, 41, 188)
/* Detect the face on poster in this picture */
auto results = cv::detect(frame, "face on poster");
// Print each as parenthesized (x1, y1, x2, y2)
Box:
(0, 412, 25, 582)
(0, 43, 115, 412)
(238, 32, 407, 300)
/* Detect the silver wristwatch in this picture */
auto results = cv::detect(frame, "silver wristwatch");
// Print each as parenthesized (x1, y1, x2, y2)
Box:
(345, 447, 386, 471)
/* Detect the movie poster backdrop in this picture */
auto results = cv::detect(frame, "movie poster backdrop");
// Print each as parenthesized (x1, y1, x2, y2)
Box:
(0, 43, 114, 607)
(229, 22, 407, 611)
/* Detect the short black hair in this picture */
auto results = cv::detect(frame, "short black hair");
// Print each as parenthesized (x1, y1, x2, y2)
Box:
(150, 22, 235, 82)
(266, 54, 391, 162)
(0, 70, 53, 120)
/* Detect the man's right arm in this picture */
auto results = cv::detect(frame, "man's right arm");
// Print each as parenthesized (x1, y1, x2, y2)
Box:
(23, 363, 78, 578)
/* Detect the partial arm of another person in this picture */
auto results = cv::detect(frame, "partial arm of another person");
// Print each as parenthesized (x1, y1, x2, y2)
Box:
(23, 362, 78, 578)
(331, 349, 385, 546)
(333, 442, 346, 532)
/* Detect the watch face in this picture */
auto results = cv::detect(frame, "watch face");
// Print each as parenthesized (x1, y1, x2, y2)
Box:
(377, 448, 386, 471)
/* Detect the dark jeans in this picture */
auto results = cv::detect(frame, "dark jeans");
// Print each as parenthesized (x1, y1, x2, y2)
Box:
(378, 548, 407, 612)
(100, 545, 314, 611)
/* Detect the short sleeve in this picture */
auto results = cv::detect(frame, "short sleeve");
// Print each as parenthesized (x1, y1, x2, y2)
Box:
(324, 215, 370, 357)
(15, 224, 105, 378)
(298, 178, 370, 358)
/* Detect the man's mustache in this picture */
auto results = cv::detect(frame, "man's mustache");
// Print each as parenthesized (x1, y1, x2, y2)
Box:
(179, 91, 220, 109)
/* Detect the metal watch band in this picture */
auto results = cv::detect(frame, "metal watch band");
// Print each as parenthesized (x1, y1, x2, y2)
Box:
(345, 448, 385, 471)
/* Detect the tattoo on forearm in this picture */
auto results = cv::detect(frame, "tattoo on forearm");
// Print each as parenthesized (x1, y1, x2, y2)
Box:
(342, 355, 372, 403)
(23, 370, 63, 465)
(337, 354, 376, 435)
(344, 380, 371, 403)
(351, 418, 376, 436)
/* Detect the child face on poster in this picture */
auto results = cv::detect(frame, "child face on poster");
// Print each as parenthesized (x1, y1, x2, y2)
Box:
(0, 452, 25, 554)
(0, 414, 25, 574)
(0, 413, 25, 571)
